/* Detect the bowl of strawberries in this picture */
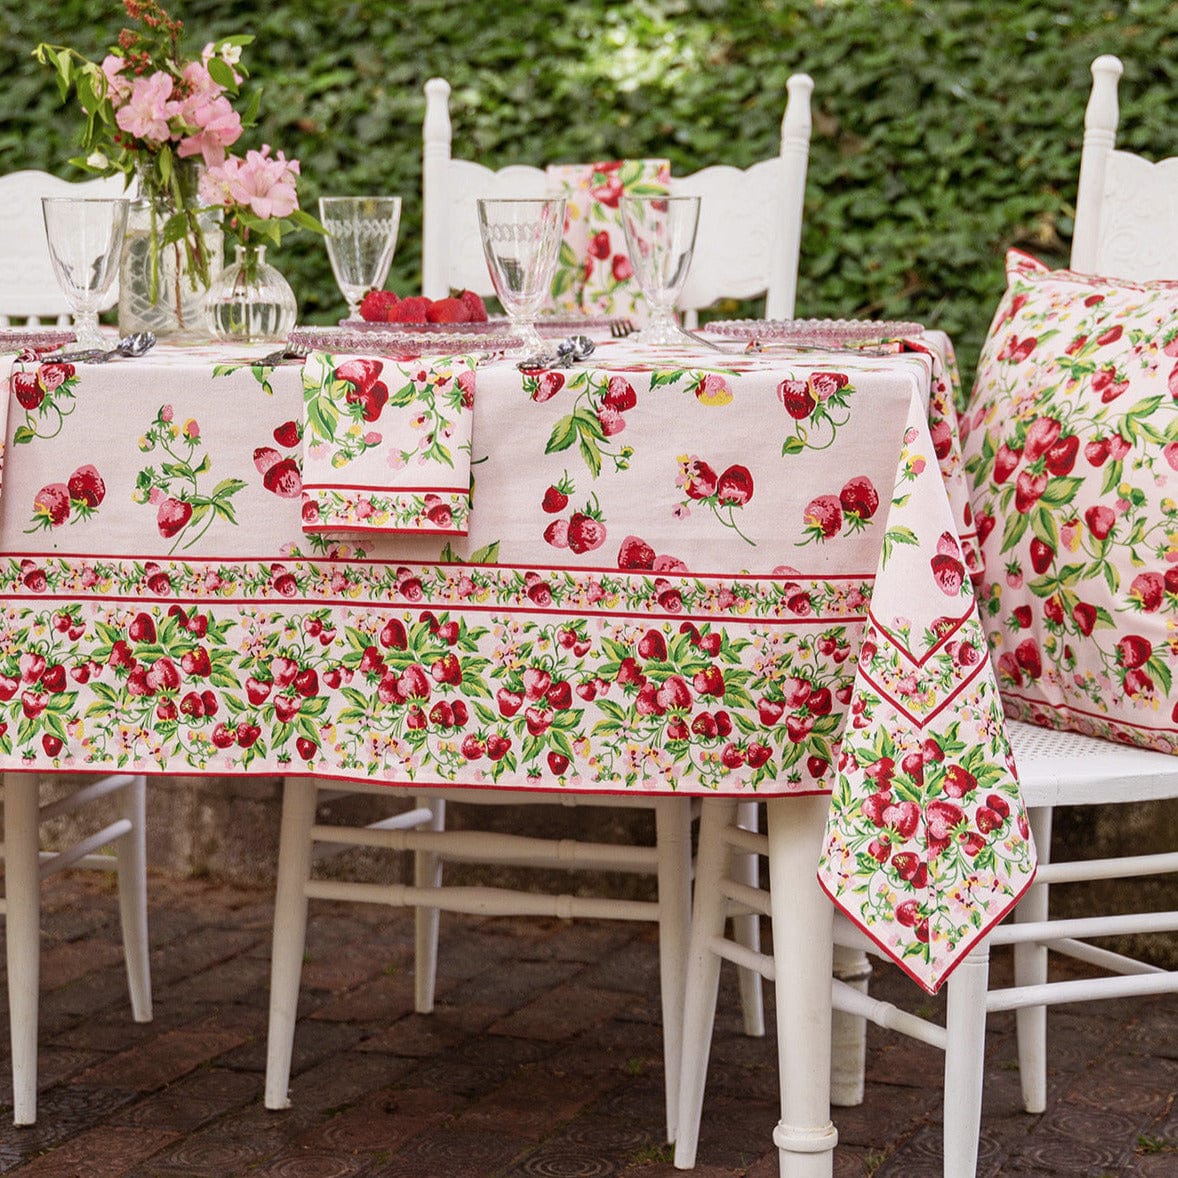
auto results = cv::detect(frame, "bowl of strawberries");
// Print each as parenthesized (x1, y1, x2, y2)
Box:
(350, 288, 494, 329)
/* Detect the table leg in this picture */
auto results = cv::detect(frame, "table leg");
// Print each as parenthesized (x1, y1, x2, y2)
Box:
(5, 773, 41, 1125)
(265, 775, 318, 1111)
(413, 794, 445, 1014)
(767, 795, 837, 1177)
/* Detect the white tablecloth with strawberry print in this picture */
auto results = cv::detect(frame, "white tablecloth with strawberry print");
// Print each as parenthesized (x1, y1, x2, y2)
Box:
(0, 332, 1035, 991)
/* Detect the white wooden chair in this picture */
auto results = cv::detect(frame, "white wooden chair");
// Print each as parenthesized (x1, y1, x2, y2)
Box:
(3, 772, 151, 1124)
(675, 54, 1178, 1178)
(265, 74, 814, 1144)
(0, 170, 130, 326)
(421, 72, 814, 324)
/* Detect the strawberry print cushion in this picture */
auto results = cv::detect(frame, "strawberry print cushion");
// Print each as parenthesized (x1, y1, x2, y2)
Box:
(963, 249, 1178, 754)
(545, 159, 670, 324)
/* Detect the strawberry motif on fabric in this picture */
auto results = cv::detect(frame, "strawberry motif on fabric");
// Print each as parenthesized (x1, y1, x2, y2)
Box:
(962, 250, 1178, 754)
(817, 391, 1037, 992)
(545, 160, 670, 324)
(300, 351, 478, 536)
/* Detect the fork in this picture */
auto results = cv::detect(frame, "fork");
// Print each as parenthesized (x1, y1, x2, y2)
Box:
(260, 343, 310, 366)
(609, 318, 635, 339)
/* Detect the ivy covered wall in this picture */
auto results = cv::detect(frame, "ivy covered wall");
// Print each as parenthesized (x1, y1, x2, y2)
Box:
(2, 0, 1174, 379)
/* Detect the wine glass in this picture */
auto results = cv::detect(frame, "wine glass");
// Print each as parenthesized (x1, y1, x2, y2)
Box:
(619, 195, 701, 346)
(319, 196, 403, 321)
(41, 197, 130, 350)
(476, 197, 565, 353)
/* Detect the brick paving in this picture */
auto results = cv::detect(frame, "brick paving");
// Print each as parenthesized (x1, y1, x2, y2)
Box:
(1, 871, 1176, 1176)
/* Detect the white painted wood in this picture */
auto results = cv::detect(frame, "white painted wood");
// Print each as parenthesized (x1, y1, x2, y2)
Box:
(1072, 55, 1178, 279)
(420, 73, 813, 318)
(413, 794, 444, 1014)
(0, 170, 131, 322)
(1, 771, 151, 1124)
(942, 947, 990, 1178)
(829, 946, 869, 1107)
(733, 801, 766, 1038)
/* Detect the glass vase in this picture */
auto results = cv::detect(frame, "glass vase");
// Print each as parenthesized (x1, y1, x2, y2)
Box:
(204, 243, 297, 343)
(118, 159, 222, 342)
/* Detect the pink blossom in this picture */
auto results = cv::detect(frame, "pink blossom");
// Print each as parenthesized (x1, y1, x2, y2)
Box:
(101, 55, 132, 106)
(115, 72, 179, 143)
(229, 146, 300, 219)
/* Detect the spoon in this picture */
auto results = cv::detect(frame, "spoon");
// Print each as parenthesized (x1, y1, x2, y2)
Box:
(50, 331, 156, 364)
(517, 334, 595, 371)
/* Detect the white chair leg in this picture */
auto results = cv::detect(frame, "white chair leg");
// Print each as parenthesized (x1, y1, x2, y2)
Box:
(674, 798, 739, 1170)
(655, 796, 693, 1145)
(943, 941, 991, 1178)
(1014, 805, 1053, 1114)
(5, 774, 42, 1125)
(829, 944, 870, 1107)
(413, 795, 444, 1014)
(733, 800, 766, 1038)
(766, 794, 837, 1178)
(264, 775, 318, 1110)
(115, 774, 152, 1023)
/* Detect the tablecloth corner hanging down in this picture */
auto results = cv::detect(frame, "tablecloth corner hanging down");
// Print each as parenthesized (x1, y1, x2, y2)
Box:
(299, 350, 477, 537)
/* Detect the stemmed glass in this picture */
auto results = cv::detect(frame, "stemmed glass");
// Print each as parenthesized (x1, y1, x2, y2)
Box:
(41, 197, 130, 350)
(477, 197, 565, 354)
(619, 195, 701, 346)
(319, 196, 402, 321)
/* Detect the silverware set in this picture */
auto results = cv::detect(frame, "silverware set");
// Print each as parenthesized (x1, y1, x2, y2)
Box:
(48, 330, 156, 364)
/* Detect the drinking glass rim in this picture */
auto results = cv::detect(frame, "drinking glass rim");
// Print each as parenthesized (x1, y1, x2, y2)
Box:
(476, 197, 566, 207)
(318, 195, 403, 206)
(40, 197, 131, 206)
(621, 195, 700, 205)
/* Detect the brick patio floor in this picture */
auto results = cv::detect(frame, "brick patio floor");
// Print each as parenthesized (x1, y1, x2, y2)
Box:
(1, 870, 1176, 1176)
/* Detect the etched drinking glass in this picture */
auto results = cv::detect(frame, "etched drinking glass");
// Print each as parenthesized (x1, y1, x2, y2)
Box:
(319, 196, 402, 320)
(41, 197, 130, 349)
(476, 197, 565, 353)
(619, 195, 701, 346)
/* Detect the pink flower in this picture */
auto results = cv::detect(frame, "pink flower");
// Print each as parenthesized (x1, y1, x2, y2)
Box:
(230, 146, 300, 219)
(115, 72, 179, 143)
(176, 61, 242, 168)
(101, 55, 132, 106)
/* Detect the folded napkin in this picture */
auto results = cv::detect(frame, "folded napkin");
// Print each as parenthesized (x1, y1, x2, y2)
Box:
(545, 159, 670, 325)
(299, 351, 477, 536)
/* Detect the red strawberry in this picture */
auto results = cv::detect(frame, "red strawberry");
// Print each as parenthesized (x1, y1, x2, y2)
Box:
(839, 476, 879, 520)
(992, 444, 1022, 484)
(1072, 601, 1096, 635)
(236, 723, 262, 748)
(611, 254, 632, 282)
(42, 733, 63, 757)
(485, 733, 511, 761)
(157, 497, 192, 539)
(975, 806, 1002, 834)
(693, 665, 725, 697)
(359, 289, 399, 321)
(294, 668, 319, 697)
(128, 612, 156, 643)
(211, 723, 235, 749)
(716, 465, 754, 506)
(431, 653, 462, 685)
(1085, 437, 1111, 467)
(1023, 416, 1062, 462)
(617, 535, 656, 570)
(745, 742, 772, 769)
(1116, 634, 1152, 669)
(426, 296, 471, 324)
(808, 372, 848, 401)
(543, 519, 569, 548)
(806, 755, 828, 779)
(927, 799, 964, 846)
(1125, 667, 1156, 697)
(602, 376, 637, 411)
(803, 495, 843, 539)
(1029, 537, 1054, 574)
(532, 371, 565, 402)
(497, 687, 523, 717)
(264, 458, 302, 499)
(67, 465, 105, 507)
(1014, 469, 1047, 513)
(253, 446, 282, 475)
(1015, 638, 1042, 678)
(295, 736, 317, 761)
(777, 378, 815, 419)
(33, 483, 71, 527)
(597, 406, 625, 436)
(941, 764, 977, 798)
(567, 512, 606, 554)
(1095, 324, 1123, 346)
(1131, 572, 1165, 612)
(270, 419, 299, 445)
(12, 370, 44, 410)
(588, 230, 611, 259)
(458, 289, 488, 322)
(637, 630, 667, 661)
(542, 480, 570, 513)
(1044, 434, 1079, 476)
(1012, 604, 1033, 628)
(757, 697, 785, 725)
(930, 553, 964, 595)
(388, 296, 430, 324)
(1084, 505, 1116, 540)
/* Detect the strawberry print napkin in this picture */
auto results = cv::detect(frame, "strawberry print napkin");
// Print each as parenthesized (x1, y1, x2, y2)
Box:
(299, 351, 477, 536)
(545, 159, 670, 324)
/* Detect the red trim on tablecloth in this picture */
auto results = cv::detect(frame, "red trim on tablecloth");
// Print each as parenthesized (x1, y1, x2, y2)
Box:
(858, 652, 989, 730)
(866, 605, 971, 669)
(817, 861, 1038, 995)
(1002, 691, 1178, 739)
